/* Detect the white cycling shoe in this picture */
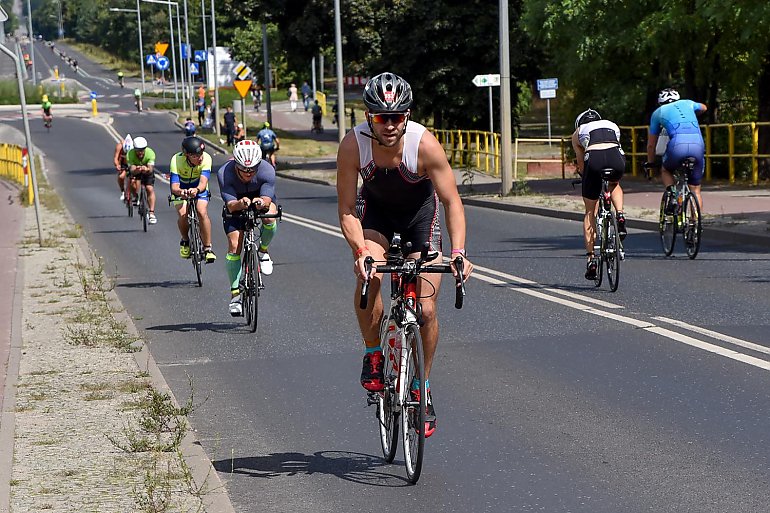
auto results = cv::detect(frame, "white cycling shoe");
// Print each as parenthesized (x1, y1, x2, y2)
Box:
(229, 294, 242, 317)
(258, 251, 273, 275)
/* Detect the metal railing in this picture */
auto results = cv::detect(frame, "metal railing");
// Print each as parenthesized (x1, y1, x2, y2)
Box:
(430, 129, 500, 176)
(0, 143, 34, 204)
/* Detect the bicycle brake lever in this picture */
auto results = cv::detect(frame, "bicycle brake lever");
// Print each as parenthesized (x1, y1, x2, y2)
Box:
(359, 256, 375, 309)
(453, 256, 465, 309)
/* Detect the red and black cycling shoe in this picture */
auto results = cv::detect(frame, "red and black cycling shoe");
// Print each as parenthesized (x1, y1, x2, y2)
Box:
(360, 350, 384, 392)
(410, 388, 437, 438)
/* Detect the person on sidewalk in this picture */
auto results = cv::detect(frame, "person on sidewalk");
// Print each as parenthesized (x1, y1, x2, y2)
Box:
(301, 81, 312, 111)
(196, 96, 206, 126)
(572, 108, 627, 281)
(336, 71, 473, 438)
(646, 88, 708, 212)
(223, 106, 237, 146)
(289, 83, 299, 112)
(217, 140, 279, 316)
(233, 123, 246, 143)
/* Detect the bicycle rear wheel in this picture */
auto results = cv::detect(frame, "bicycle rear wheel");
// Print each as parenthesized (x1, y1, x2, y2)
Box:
(401, 323, 425, 484)
(189, 217, 203, 287)
(606, 213, 621, 292)
(594, 217, 604, 288)
(684, 192, 702, 259)
(659, 191, 676, 256)
(247, 245, 259, 333)
(377, 326, 400, 463)
(125, 177, 133, 217)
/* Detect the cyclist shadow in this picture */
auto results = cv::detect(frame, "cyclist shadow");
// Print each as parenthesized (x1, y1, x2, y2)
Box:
(117, 280, 193, 289)
(212, 450, 412, 487)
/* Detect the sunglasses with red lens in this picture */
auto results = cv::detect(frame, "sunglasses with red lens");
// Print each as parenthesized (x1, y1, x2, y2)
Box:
(370, 112, 407, 125)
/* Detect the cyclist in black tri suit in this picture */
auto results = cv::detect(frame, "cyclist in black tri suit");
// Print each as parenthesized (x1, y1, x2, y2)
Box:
(337, 72, 473, 438)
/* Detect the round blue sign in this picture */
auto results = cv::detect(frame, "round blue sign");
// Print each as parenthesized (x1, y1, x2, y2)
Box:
(90, 91, 97, 99)
(156, 56, 170, 71)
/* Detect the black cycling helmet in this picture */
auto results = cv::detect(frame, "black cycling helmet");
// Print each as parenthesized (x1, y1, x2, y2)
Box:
(574, 108, 601, 130)
(363, 72, 413, 112)
(182, 136, 205, 155)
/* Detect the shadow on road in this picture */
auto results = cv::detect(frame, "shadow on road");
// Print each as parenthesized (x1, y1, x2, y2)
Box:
(146, 321, 243, 333)
(212, 450, 411, 487)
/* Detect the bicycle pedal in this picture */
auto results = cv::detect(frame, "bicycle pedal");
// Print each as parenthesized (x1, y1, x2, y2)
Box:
(366, 392, 379, 406)
(619, 251, 625, 261)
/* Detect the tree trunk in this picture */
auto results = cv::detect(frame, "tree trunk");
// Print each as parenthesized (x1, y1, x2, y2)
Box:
(758, 51, 770, 179)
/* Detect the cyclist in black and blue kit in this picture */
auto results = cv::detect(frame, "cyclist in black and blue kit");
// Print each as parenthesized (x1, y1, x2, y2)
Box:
(646, 88, 708, 211)
(217, 140, 279, 316)
(337, 72, 473, 438)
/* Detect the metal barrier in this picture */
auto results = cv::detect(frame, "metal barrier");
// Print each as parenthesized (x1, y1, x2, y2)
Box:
(513, 137, 572, 180)
(621, 122, 770, 184)
(0, 143, 33, 204)
(430, 129, 500, 176)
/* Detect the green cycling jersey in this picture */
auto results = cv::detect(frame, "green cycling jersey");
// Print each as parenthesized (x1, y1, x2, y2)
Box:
(169, 151, 212, 190)
(126, 147, 156, 167)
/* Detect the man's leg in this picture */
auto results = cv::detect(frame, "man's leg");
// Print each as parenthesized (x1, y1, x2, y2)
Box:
(609, 182, 627, 239)
(225, 229, 244, 315)
(146, 184, 156, 212)
(197, 200, 216, 263)
(583, 197, 599, 280)
(176, 201, 189, 239)
(355, 232, 388, 391)
(117, 170, 125, 194)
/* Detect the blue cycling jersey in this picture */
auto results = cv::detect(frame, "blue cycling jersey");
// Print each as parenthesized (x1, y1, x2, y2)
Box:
(649, 100, 704, 137)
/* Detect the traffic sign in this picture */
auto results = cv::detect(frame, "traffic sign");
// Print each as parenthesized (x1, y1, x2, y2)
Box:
(156, 56, 170, 71)
(233, 61, 252, 80)
(155, 42, 169, 56)
(539, 89, 556, 99)
(90, 91, 97, 100)
(190, 63, 200, 75)
(472, 74, 501, 87)
(537, 78, 558, 91)
(145, 54, 157, 66)
(0, 5, 8, 22)
(194, 50, 207, 62)
(233, 79, 252, 98)
(181, 44, 190, 60)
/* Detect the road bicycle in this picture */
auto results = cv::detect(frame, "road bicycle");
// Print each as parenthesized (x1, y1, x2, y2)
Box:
(311, 117, 324, 134)
(646, 158, 702, 259)
(132, 175, 150, 232)
(360, 236, 465, 484)
(231, 203, 282, 333)
(43, 115, 52, 132)
(122, 168, 133, 217)
(573, 170, 624, 292)
(169, 194, 204, 286)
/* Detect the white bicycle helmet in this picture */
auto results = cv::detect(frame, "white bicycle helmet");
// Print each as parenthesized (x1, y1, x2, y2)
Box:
(233, 140, 262, 169)
(658, 88, 680, 105)
(133, 136, 148, 150)
(122, 134, 133, 153)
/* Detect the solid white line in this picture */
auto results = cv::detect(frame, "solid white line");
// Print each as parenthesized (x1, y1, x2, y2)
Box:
(281, 214, 344, 239)
(653, 316, 770, 356)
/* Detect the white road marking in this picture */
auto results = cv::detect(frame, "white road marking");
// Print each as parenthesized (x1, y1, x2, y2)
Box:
(653, 316, 770, 356)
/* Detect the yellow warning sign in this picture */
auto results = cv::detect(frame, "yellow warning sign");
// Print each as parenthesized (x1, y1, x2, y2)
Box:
(155, 42, 169, 56)
(233, 80, 253, 98)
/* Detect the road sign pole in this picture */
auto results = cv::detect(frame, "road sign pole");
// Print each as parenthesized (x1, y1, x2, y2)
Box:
(211, 0, 220, 138)
(547, 98, 552, 147)
(137, 0, 145, 93)
(488, 85, 493, 133)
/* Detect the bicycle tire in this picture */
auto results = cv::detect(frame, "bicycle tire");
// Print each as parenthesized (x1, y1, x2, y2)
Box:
(139, 187, 148, 232)
(594, 215, 604, 288)
(401, 323, 425, 484)
(378, 320, 400, 463)
(125, 176, 133, 217)
(248, 244, 259, 333)
(684, 192, 702, 259)
(189, 213, 203, 287)
(606, 212, 621, 292)
(659, 191, 676, 256)
(242, 245, 253, 326)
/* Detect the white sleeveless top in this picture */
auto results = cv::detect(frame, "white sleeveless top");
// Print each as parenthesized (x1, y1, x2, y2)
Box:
(353, 121, 427, 181)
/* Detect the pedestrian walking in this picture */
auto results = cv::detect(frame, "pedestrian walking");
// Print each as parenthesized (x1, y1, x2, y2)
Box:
(289, 83, 299, 112)
(223, 106, 237, 146)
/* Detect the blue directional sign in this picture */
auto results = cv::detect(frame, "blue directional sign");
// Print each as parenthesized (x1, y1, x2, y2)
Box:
(194, 50, 207, 62)
(146, 54, 157, 66)
(156, 56, 170, 71)
(90, 91, 97, 100)
(189, 63, 199, 75)
(181, 44, 191, 60)
(537, 78, 558, 91)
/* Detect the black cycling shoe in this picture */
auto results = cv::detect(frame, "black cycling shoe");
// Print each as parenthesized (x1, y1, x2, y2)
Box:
(360, 351, 384, 392)
(616, 213, 627, 240)
(585, 258, 598, 280)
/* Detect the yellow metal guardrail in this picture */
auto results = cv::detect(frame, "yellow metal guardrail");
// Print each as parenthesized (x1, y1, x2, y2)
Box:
(0, 143, 33, 204)
(430, 129, 500, 176)
(433, 122, 770, 185)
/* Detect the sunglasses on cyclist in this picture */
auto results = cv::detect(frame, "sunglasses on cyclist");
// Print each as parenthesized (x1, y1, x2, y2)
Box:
(370, 112, 407, 125)
(235, 164, 256, 175)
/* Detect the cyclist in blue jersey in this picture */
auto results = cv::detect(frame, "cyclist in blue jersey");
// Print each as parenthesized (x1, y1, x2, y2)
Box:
(217, 140, 279, 316)
(170, 136, 216, 263)
(646, 88, 708, 211)
(256, 122, 280, 168)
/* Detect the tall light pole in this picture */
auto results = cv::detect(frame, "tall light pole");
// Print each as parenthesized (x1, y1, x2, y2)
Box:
(108, 4, 145, 93)
(142, 0, 179, 101)
(262, 22, 271, 126)
(25, 0, 36, 84)
(333, 0, 345, 141)
(200, 0, 207, 85)
(210, 0, 220, 138)
(183, 0, 193, 115)
(499, 0, 513, 194)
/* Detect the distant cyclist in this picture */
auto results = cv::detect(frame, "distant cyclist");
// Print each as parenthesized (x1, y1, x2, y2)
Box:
(117, 71, 124, 88)
(183, 117, 196, 136)
(217, 140, 279, 316)
(170, 136, 216, 263)
(646, 88, 708, 211)
(113, 134, 133, 201)
(311, 100, 323, 132)
(257, 122, 280, 168)
(571, 108, 627, 281)
(133, 88, 142, 112)
(126, 136, 157, 224)
(41, 94, 53, 127)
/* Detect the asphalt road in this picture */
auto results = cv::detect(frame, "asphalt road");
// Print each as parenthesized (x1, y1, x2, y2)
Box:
(13, 40, 770, 513)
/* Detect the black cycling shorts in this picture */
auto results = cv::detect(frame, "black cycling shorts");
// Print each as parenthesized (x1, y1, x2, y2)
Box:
(582, 148, 625, 201)
(131, 170, 156, 186)
(357, 193, 442, 253)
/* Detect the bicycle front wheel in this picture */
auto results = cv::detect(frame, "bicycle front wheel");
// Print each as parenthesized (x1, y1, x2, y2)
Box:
(401, 323, 425, 484)
(606, 213, 621, 292)
(378, 324, 400, 463)
(189, 217, 203, 287)
(684, 192, 702, 259)
(247, 245, 259, 333)
(139, 187, 148, 232)
(125, 177, 133, 217)
(659, 191, 676, 256)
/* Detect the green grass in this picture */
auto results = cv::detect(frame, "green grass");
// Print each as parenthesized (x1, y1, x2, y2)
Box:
(63, 40, 141, 76)
(0, 80, 78, 105)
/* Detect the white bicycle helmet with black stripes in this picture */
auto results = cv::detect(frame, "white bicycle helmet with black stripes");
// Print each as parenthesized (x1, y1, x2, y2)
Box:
(658, 88, 680, 105)
(233, 140, 262, 169)
(574, 108, 601, 130)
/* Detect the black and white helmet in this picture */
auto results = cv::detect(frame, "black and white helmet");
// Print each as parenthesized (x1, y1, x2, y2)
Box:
(232, 140, 262, 169)
(574, 108, 601, 130)
(658, 88, 680, 105)
(363, 72, 413, 112)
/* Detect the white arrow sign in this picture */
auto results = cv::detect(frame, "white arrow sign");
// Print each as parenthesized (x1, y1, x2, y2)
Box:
(472, 74, 501, 87)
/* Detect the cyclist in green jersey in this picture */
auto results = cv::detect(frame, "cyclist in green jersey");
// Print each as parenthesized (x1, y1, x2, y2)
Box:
(126, 136, 158, 224)
(170, 136, 216, 262)
(41, 94, 52, 125)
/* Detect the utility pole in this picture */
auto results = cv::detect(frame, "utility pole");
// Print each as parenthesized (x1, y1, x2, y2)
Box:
(499, 0, 513, 195)
(210, 0, 220, 138)
(25, 0, 36, 84)
(333, 0, 345, 141)
(262, 22, 271, 127)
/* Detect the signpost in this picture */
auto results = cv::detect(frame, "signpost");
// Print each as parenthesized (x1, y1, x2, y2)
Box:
(472, 73, 501, 134)
(189, 62, 199, 75)
(537, 78, 558, 146)
(233, 64, 253, 137)
(156, 56, 170, 71)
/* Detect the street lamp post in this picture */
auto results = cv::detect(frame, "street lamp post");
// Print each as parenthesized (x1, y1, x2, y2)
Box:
(108, 4, 145, 93)
(210, 0, 220, 138)
(142, 0, 180, 101)
(25, 0, 36, 84)
(333, 0, 345, 141)
(183, 0, 193, 116)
